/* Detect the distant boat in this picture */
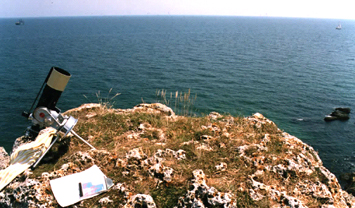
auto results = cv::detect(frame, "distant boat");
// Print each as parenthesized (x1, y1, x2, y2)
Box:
(336, 23, 341, 30)
(15, 19, 24, 25)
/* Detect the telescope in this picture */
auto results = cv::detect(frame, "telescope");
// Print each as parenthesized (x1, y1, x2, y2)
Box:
(22, 67, 95, 168)
(22, 67, 76, 136)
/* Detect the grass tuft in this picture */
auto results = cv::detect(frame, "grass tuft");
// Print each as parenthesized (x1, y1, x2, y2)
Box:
(156, 88, 197, 116)
(83, 88, 121, 109)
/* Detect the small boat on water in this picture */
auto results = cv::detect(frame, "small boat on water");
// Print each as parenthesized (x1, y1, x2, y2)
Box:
(336, 23, 341, 30)
(15, 19, 24, 25)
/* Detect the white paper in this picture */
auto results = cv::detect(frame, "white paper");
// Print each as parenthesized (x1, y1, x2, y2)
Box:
(50, 165, 108, 207)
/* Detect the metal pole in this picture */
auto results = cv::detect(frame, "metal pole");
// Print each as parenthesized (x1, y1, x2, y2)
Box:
(71, 130, 96, 150)
(31, 135, 59, 169)
(31, 131, 95, 169)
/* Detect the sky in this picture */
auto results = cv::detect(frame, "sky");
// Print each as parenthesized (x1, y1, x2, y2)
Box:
(0, 0, 354, 19)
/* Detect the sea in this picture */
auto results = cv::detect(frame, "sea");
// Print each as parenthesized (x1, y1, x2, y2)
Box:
(1, 16, 355, 184)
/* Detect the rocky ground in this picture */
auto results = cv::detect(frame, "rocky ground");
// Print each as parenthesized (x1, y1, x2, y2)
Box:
(0, 103, 355, 208)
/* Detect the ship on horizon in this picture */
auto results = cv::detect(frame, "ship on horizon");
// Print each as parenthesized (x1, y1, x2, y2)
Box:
(15, 19, 24, 25)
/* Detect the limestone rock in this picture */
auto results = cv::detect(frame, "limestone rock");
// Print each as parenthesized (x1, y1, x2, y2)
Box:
(177, 169, 236, 207)
(2, 105, 355, 207)
(0, 147, 9, 170)
(215, 162, 227, 172)
(341, 172, 355, 195)
(99, 196, 113, 205)
(64, 103, 102, 114)
(115, 103, 176, 118)
(125, 194, 156, 208)
(208, 111, 223, 120)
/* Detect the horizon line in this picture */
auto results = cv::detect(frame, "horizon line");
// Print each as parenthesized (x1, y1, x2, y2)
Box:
(1, 14, 353, 20)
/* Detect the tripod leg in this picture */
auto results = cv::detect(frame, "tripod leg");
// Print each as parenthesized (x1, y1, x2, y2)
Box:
(31, 136, 59, 169)
(71, 130, 96, 150)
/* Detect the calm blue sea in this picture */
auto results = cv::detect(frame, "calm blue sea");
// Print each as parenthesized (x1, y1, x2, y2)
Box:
(1, 16, 355, 182)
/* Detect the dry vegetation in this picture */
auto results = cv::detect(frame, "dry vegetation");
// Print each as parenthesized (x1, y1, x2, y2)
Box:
(28, 103, 335, 207)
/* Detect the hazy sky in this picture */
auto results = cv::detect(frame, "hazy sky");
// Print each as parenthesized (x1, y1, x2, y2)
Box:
(1, 0, 354, 19)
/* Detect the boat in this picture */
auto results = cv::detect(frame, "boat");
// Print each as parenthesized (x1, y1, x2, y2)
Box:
(336, 23, 341, 30)
(15, 19, 24, 25)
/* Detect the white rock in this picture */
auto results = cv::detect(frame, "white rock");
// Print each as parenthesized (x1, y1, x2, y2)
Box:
(99, 196, 113, 204)
(126, 194, 157, 208)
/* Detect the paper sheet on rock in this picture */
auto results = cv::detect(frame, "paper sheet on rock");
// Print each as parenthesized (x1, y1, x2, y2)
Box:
(50, 165, 113, 207)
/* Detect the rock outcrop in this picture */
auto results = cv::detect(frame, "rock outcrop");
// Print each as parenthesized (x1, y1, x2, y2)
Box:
(0, 147, 9, 170)
(341, 172, 355, 196)
(0, 103, 354, 207)
(324, 107, 351, 121)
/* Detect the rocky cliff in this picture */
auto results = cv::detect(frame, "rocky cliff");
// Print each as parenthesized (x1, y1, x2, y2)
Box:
(0, 103, 354, 208)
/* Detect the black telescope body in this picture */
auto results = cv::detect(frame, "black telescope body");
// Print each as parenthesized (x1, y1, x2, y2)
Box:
(36, 67, 71, 112)
(22, 66, 71, 118)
